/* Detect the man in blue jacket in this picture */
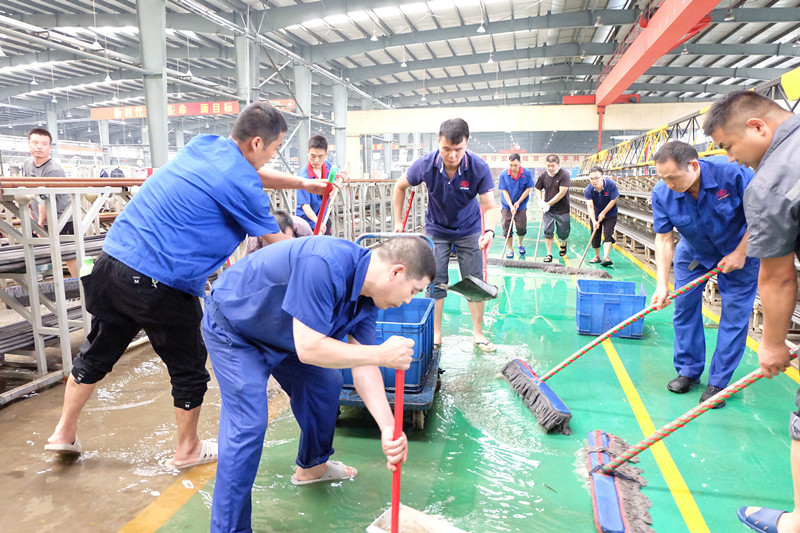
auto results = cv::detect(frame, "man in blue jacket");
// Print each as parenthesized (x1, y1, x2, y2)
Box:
(498, 153, 534, 259)
(650, 141, 759, 408)
(45, 103, 331, 469)
(204, 236, 435, 533)
(296, 134, 333, 234)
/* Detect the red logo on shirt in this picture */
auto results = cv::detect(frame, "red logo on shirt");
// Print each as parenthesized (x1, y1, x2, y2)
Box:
(717, 190, 727, 197)
(460, 180, 469, 188)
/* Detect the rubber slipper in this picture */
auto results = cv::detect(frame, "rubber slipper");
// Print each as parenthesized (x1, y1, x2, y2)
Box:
(474, 340, 496, 353)
(543, 254, 553, 263)
(589, 257, 601, 264)
(601, 259, 613, 267)
(559, 244, 567, 257)
(44, 436, 82, 456)
(518, 246, 526, 256)
(737, 506, 786, 533)
(291, 460, 357, 485)
(166, 439, 218, 469)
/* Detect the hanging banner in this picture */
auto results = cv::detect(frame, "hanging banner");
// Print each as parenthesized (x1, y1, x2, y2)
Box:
(90, 101, 240, 121)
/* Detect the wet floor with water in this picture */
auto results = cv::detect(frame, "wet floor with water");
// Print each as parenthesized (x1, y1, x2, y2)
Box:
(1, 215, 798, 532)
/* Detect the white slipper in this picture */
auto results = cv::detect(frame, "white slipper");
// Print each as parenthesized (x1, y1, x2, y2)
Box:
(474, 339, 496, 353)
(44, 436, 82, 455)
(166, 439, 218, 470)
(291, 460, 357, 486)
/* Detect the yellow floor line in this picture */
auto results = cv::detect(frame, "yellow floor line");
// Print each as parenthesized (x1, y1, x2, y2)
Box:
(601, 340, 710, 533)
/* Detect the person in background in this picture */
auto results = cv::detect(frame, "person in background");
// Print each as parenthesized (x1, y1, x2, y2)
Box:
(243, 209, 312, 255)
(704, 89, 800, 533)
(296, 135, 334, 235)
(534, 154, 571, 263)
(498, 153, 534, 259)
(22, 128, 78, 278)
(583, 166, 619, 267)
(392, 118, 498, 353)
(650, 141, 758, 409)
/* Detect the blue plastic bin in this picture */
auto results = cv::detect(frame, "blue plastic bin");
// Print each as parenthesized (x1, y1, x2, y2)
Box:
(341, 297, 434, 393)
(576, 279, 647, 339)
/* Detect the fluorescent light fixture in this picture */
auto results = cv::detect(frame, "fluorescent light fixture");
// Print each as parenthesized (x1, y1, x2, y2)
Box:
(88, 39, 103, 50)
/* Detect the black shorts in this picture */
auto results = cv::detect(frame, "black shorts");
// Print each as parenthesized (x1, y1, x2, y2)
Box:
(591, 217, 617, 248)
(501, 208, 528, 237)
(71, 252, 209, 410)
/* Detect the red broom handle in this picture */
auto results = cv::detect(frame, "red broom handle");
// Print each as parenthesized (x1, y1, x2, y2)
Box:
(601, 352, 798, 474)
(313, 168, 337, 235)
(540, 266, 724, 382)
(391, 369, 405, 533)
(401, 191, 415, 232)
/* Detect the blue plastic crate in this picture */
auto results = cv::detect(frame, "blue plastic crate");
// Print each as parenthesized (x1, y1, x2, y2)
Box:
(576, 279, 647, 339)
(341, 297, 434, 393)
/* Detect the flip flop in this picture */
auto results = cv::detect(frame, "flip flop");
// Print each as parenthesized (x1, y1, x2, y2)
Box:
(291, 460, 357, 485)
(474, 340, 496, 353)
(589, 257, 602, 264)
(166, 439, 218, 469)
(737, 506, 786, 533)
(44, 436, 82, 456)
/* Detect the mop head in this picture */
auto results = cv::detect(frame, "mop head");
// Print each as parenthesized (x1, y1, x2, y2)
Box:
(585, 430, 653, 533)
(486, 258, 612, 279)
(501, 358, 572, 435)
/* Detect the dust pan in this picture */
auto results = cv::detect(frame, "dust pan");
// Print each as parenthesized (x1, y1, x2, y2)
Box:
(438, 276, 498, 302)
(368, 370, 467, 533)
(367, 504, 467, 533)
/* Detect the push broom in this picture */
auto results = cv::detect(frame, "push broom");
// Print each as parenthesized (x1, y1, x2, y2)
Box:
(585, 350, 797, 533)
(502, 266, 723, 435)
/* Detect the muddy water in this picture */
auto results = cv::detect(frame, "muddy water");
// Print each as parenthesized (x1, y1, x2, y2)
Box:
(0, 335, 235, 533)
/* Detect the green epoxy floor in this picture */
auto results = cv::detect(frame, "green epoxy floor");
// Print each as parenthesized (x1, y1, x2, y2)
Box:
(153, 217, 798, 532)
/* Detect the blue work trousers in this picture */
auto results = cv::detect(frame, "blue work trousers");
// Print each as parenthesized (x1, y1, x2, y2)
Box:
(671, 247, 759, 388)
(203, 304, 343, 533)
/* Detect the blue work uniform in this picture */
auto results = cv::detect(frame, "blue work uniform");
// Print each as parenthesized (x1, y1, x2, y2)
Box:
(295, 161, 331, 228)
(498, 167, 534, 210)
(103, 135, 280, 297)
(203, 236, 378, 533)
(584, 178, 619, 218)
(651, 157, 760, 388)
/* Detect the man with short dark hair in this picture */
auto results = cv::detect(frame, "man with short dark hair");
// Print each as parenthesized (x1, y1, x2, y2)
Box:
(45, 102, 332, 469)
(534, 154, 571, 262)
(23, 128, 78, 277)
(650, 141, 758, 408)
(296, 134, 334, 235)
(583, 166, 618, 267)
(705, 90, 800, 532)
(498, 153, 534, 259)
(392, 118, 499, 352)
(204, 236, 435, 532)
(244, 209, 312, 255)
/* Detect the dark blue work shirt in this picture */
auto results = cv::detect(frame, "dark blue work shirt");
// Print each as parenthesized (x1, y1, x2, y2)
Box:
(295, 161, 331, 227)
(406, 150, 495, 238)
(103, 135, 280, 297)
(207, 236, 378, 352)
(498, 167, 534, 210)
(652, 157, 754, 268)
(584, 178, 620, 218)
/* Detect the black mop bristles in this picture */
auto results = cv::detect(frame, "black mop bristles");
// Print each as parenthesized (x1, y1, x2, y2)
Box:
(486, 258, 612, 279)
(501, 358, 572, 435)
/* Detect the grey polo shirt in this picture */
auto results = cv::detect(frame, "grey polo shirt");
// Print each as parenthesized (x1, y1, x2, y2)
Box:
(21, 157, 71, 217)
(743, 113, 800, 260)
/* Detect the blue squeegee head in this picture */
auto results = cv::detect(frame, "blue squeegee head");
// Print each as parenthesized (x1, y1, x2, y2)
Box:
(501, 359, 572, 435)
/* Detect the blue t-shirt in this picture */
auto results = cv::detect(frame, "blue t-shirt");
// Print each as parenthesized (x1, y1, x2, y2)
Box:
(583, 178, 620, 218)
(208, 236, 377, 353)
(651, 157, 754, 268)
(406, 150, 495, 238)
(295, 161, 332, 226)
(498, 167, 534, 210)
(103, 135, 280, 297)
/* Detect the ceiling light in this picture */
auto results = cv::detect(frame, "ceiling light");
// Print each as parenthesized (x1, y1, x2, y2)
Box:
(185, 67, 193, 78)
(104, 72, 112, 83)
(30, 76, 38, 86)
(88, 39, 103, 51)
(128, 131, 132, 137)
(66, 111, 72, 118)
(580, 50, 586, 60)
(401, 60, 407, 68)
(87, 126, 92, 133)
(724, 9, 735, 21)
(420, 94, 426, 102)
(59, 129, 64, 135)
(370, 31, 378, 42)
(477, 23, 486, 34)
(206, 122, 210, 128)
(51, 96, 57, 103)
(0, 46, 6, 57)
(681, 44, 689, 55)
(111, 94, 118, 102)
(594, 16, 602, 27)
(487, 53, 494, 64)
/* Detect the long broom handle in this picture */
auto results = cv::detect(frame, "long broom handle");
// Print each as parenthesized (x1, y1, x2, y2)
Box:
(313, 169, 337, 235)
(500, 211, 515, 259)
(600, 352, 798, 474)
(540, 266, 724, 382)
(401, 191, 415, 232)
(532, 204, 544, 260)
(390, 369, 405, 533)
(481, 206, 488, 282)
(577, 226, 599, 269)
